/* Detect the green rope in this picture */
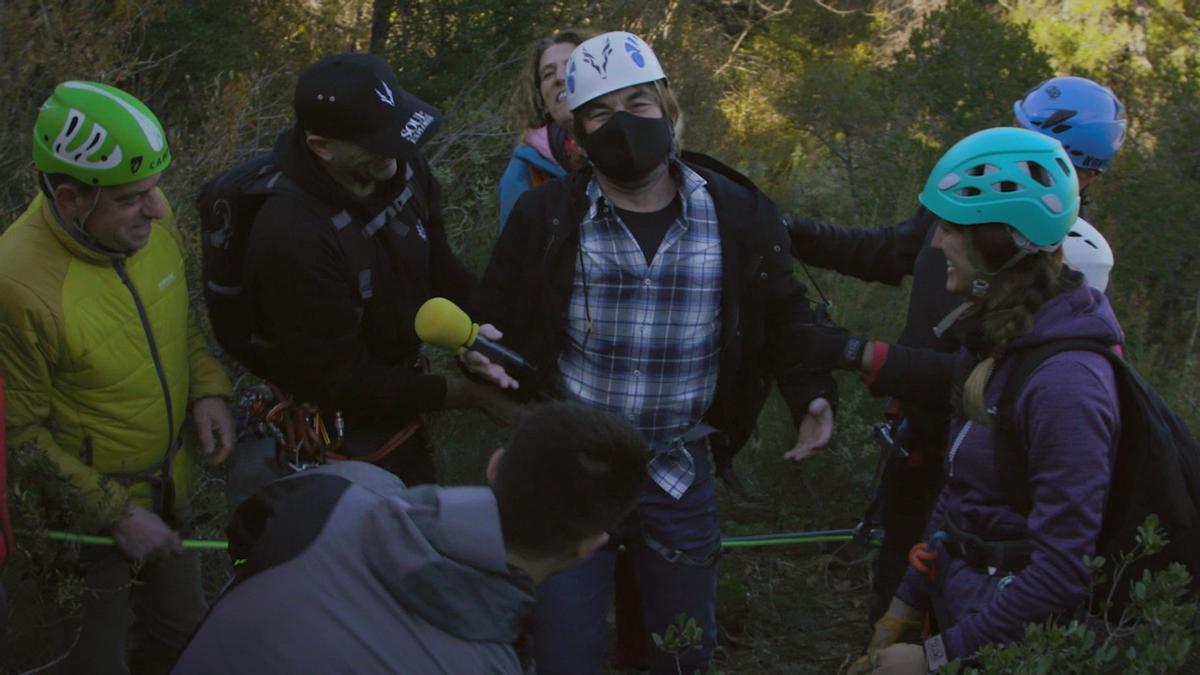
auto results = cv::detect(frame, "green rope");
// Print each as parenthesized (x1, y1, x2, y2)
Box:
(722, 534, 855, 548)
(21, 528, 879, 551)
(18, 529, 228, 550)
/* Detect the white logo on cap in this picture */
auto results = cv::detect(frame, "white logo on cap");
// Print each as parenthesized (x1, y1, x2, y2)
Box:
(375, 80, 395, 107)
(401, 110, 435, 144)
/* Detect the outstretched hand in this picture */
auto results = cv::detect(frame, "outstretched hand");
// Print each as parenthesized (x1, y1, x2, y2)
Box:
(783, 397, 834, 462)
(459, 323, 520, 390)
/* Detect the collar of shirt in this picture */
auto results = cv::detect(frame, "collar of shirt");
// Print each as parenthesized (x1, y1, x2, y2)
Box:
(584, 159, 708, 222)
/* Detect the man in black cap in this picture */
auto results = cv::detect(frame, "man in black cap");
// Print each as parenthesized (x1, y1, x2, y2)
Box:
(240, 53, 516, 485)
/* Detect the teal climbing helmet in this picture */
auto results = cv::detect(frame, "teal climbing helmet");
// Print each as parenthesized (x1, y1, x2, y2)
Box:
(32, 81, 171, 187)
(918, 127, 1079, 248)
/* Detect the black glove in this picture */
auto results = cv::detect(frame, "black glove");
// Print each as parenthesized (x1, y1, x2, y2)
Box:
(800, 324, 870, 372)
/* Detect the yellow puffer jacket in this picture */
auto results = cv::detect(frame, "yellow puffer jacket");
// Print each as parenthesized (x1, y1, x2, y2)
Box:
(0, 192, 231, 532)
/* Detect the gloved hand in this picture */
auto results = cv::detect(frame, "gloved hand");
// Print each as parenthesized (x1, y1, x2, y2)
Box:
(867, 603, 922, 651)
(862, 643, 928, 674)
(798, 323, 871, 372)
(848, 597, 923, 674)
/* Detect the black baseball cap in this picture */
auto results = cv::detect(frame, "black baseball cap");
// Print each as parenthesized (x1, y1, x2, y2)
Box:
(294, 53, 443, 160)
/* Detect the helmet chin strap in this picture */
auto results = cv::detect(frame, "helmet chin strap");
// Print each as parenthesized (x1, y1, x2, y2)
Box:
(934, 226, 1048, 335)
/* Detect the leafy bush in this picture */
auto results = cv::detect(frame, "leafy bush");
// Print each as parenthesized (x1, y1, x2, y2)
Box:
(943, 516, 1198, 675)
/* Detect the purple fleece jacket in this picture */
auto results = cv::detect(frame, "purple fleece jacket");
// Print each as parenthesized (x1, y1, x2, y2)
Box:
(895, 284, 1123, 661)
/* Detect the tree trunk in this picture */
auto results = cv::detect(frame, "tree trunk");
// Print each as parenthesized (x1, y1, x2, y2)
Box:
(369, 0, 396, 55)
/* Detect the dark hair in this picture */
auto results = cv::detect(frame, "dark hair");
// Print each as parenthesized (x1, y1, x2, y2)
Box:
(38, 172, 97, 199)
(959, 222, 1082, 423)
(967, 223, 1079, 351)
(492, 402, 648, 557)
(510, 29, 594, 131)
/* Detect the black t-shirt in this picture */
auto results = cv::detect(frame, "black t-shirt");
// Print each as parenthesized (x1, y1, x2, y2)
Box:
(614, 195, 683, 265)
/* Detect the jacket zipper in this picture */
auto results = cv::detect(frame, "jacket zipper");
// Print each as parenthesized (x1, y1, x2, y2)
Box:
(113, 260, 177, 484)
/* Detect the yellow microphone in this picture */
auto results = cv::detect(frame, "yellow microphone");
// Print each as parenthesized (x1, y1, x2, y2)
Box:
(414, 298, 534, 376)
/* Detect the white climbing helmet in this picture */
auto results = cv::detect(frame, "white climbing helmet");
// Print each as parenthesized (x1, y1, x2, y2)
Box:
(1063, 217, 1114, 292)
(565, 31, 667, 111)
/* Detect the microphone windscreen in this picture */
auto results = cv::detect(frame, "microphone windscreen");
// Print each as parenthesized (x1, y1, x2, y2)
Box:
(414, 297, 476, 349)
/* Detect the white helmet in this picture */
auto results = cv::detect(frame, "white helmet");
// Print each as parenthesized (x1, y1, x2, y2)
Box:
(1063, 217, 1114, 292)
(566, 31, 667, 111)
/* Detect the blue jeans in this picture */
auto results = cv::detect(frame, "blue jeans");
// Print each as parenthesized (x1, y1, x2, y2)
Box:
(532, 441, 720, 675)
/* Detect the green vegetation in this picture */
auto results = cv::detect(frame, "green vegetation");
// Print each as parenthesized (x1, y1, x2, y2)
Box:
(1, 1, 1199, 672)
(944, 516, 1197, 674)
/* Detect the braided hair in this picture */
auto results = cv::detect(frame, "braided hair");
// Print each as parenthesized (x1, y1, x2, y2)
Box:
(961, 223, 1082, 424)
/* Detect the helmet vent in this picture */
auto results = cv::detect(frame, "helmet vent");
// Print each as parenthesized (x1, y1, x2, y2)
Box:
(1041, 109, 1076, 131)
(1018, 160, 1055, 187)
(937, 174, 960, 190)
(955, 187, 981, 197)
(992, 181, 1022, 193)
(1055, 158, 1071, 175)
(1068, 230, 1099, 249)
(965, 163, 1000, 176)
(84, 131, 103, 151)
(1041, 194, 1064, 213)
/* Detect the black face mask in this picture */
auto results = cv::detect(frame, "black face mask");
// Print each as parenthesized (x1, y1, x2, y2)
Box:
(581, 111, 673, 183)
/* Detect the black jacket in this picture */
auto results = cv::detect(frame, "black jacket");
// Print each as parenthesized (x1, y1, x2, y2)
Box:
(244, 128, 476, 425)
(789, 207, 963, 451)
(474, 152, 837, 463)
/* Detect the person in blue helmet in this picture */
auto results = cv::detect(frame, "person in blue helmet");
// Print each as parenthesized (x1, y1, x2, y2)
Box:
(849, 127, 1122, 674)
(497, 30, 591, 230)
(785, 76, 1127, 627)
(1015, 76, 1125, 292)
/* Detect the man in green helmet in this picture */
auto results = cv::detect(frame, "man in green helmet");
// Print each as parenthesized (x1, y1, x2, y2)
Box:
(0, 81, 235, 673)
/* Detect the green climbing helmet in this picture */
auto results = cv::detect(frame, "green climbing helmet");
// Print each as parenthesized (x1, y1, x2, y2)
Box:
(918, 127, 1079, 248)
(32, 81, 171, 187)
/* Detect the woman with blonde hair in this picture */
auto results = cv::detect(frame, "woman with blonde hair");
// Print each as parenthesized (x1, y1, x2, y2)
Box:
(497, 29, 591, 230)
(855, 126, 1123, 673)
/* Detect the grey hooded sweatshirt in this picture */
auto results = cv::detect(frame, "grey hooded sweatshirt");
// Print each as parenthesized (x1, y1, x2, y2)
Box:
(174, 462, 534, 674)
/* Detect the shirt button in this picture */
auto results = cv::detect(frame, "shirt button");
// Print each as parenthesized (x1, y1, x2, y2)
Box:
(773, 244, 782, 253)
(644, 278, 652, 286)
(633, 369, 641, 377)
(760, 271, 769, 280)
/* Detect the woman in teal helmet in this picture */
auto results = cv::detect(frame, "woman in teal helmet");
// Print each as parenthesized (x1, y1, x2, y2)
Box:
(852, 128, 1124, 674)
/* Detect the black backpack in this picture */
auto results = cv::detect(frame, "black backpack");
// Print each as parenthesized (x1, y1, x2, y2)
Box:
(995, 339, 1200, 612)
(196, 153, 425, 369)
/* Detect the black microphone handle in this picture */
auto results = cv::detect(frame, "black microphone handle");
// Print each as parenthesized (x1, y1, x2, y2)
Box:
(472, 335, 534, 376)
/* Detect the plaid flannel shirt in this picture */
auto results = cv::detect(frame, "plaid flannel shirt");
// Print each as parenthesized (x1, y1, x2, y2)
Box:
(556, 162, 722, 499)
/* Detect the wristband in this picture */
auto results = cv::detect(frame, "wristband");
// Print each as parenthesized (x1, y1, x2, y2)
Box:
(839, 336, 869, 371)
(924, 634, 948, 673)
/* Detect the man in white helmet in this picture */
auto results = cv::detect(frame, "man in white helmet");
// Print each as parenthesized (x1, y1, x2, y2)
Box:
(467, 31, 840, 674)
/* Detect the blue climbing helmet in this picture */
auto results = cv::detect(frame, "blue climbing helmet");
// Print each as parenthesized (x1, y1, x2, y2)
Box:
(1013, 76, 1126, 173)
(919, 127, 1080, 248)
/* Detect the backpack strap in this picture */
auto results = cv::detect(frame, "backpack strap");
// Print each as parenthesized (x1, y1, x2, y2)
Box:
(994, 338, 1121, 514)
(332, 161, 429, 311)
(261, 166, 383, 310)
